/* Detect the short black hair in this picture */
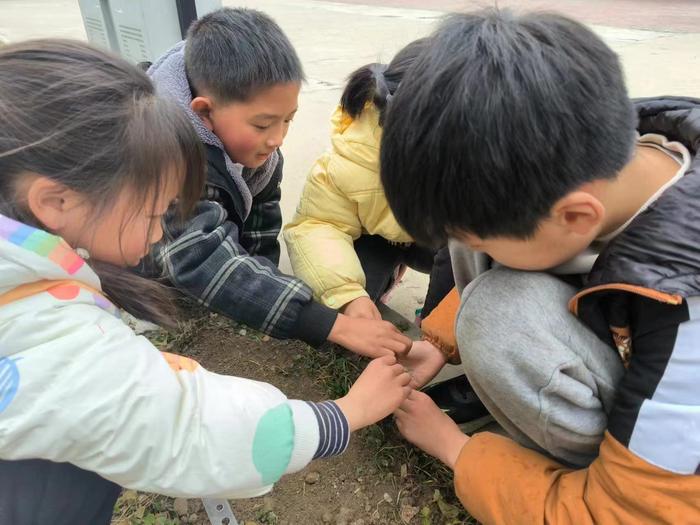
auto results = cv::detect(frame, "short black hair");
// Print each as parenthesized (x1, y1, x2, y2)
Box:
(185, 7, 304, 102)
(380, 10, 637, 245)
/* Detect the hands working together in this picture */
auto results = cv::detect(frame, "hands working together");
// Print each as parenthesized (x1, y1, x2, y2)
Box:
(334, 296, 447, 384)
(327, 294, 457, 456)
(335, 348, 468, 473)
(331, 316, 466, 468)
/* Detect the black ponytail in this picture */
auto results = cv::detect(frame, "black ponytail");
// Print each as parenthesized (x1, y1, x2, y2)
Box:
(339, 38, 430, 125)
(340, 63, 389, 120)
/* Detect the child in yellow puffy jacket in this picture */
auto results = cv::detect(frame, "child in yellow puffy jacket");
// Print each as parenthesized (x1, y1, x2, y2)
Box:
(284, 39, 453, 329)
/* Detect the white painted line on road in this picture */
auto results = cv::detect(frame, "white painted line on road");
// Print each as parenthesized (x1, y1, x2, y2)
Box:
(283, 0, 443, 22)
(592, 25, 673, 44)
(285, 1, 673, 44)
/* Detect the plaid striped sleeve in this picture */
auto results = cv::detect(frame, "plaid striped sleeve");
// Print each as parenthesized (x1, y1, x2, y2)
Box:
(306, 401, 350, 459)
(155, 200, 337, 346)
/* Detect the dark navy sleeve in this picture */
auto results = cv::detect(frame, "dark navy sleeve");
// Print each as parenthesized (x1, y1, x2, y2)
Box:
(306, 401, 350, 459)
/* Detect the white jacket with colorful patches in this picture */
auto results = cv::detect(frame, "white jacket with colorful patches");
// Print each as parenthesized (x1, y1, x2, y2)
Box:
(0, 215, 348, 498)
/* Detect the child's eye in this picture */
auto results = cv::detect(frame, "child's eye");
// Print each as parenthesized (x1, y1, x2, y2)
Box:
(253, 124, 270, 131)
(284, 118, 294, 124)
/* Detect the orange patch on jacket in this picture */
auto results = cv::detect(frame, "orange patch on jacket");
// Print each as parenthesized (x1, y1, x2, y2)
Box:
(46, 284, 81, 301)
(161, 352, 200, 372)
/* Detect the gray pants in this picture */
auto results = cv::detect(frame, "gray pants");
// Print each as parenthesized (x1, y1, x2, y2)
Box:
(456, 267, 625, 467)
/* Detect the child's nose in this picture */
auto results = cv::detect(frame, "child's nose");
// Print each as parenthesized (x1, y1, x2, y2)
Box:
(267, 127, 285, 148)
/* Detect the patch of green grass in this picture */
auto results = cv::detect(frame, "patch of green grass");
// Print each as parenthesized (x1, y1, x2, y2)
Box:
(291, 344, 363, 399)
(148, 305, 210, 353)
(294, 343, 476, 524)
(112, 492, 181, 525)
(361, 421, 475, 524)
(256, 509, 279, 524)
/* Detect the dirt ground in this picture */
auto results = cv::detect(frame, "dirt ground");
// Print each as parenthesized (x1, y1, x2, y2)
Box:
(111, 309, 474, 525)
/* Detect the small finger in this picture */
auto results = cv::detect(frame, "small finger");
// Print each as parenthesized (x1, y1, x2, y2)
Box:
(392, 331, 412, 345)
(381, 320, 401, 332)
(377, 353, 398, 365)
(413, 390, 432, 402)
(398, 397, 413, 411)
(393, 346, 411, 357)
(388, 362, 405, 376)
(392, 334, 413, 353)
(384, 339, 410, 356)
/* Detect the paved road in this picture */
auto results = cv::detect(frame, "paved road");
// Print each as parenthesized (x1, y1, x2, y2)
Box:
(335, 0, 700, 33)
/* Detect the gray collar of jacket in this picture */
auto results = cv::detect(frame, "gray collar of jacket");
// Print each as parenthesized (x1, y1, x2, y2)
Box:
(147, 41, 279, 219)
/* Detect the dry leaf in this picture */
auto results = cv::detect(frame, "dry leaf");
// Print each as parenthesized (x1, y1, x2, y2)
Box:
(400, 504, 419, 524)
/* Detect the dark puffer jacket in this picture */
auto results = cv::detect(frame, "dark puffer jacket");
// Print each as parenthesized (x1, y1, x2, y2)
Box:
(424, 97, 700, 524)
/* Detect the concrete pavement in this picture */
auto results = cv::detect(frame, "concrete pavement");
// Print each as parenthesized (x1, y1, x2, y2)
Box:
(1, 0, 699, 321)
(336, 0, 700, 33)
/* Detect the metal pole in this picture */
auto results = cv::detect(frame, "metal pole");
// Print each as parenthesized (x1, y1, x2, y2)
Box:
(175, 0, 198, 38)
(98, 0, 120, 52)
(202, 498, 239, 525)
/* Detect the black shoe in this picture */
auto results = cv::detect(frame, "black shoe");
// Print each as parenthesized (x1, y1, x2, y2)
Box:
(421, 375, 489, 424)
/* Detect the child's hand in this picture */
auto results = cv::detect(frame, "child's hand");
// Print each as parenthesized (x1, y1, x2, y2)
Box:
(399, 340, 447, 389)
(342, 296, 382, 320)
(394, 390, 470, 469)
(328, 314, 412, 358)
(336, 354, 411, 431)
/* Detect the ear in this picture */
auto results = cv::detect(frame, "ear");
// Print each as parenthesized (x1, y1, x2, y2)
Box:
(25, 176, 82, 232)
(190, 96, 215, 131)
(551, 191, 605, 236)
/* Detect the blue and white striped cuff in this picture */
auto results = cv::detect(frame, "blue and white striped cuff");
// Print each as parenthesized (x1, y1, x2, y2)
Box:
(306, 400, 350, 459)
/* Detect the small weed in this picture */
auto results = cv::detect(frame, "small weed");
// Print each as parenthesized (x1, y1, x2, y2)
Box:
(256, 509, 279, 524)
(149, 305, 210, 353)
(292, 344, 363, 398)
(112, 492, 180, 525)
